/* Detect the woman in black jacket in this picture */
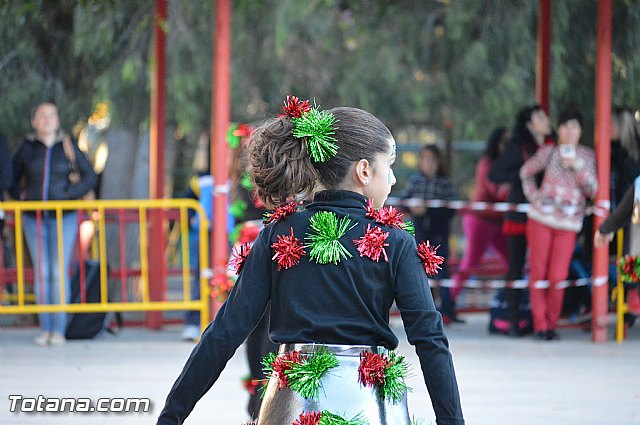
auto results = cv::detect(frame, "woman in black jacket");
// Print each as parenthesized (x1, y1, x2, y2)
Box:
(488, 104, 552, 336)
(11, 102, 97, 347)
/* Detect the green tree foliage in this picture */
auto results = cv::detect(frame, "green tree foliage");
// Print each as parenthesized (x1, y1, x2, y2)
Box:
(1, 0, 639, 184)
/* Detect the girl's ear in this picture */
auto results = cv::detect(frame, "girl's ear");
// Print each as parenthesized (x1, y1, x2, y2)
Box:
(354, 158, 371, 186)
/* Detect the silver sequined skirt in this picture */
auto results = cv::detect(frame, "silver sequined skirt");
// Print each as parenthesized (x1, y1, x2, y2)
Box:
(257, 343, 410, 424)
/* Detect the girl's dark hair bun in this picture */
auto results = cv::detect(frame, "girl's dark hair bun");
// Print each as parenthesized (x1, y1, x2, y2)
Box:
(248, 117, 318, 208)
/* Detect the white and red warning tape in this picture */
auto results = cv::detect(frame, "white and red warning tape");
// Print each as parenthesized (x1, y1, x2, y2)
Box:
(386, 197, 611, 218)
(383, 197, 612, 290)
(429, 276, 609, 290)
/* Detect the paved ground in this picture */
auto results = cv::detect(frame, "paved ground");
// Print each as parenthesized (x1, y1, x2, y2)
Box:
(1, 313, 639, 425)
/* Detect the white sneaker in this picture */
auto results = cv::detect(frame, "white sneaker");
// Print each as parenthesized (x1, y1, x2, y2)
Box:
(181, 325, 201, 342)
(49, 333, 66, 346)
(34, 332, 50, 346)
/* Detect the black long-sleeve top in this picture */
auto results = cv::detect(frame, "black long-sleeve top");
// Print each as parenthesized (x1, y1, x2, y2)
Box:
(10, 135, 97, 201)
(599, 183, 634, 235)
(157, 190, 464, 425)
(0, 134, 11, 201)
(488, 137, 539, 223)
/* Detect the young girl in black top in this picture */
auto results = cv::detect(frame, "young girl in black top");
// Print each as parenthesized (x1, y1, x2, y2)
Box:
(157, 98, 464, 425)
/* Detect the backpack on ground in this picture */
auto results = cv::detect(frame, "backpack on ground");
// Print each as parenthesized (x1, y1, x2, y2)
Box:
(65, 260, 121, 339)
(488, 288, 534, 335)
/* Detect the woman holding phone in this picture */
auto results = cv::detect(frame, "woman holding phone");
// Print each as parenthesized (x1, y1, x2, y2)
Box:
(519, 109, 598, 340)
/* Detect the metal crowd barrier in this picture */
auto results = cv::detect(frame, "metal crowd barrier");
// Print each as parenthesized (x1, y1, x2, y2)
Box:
(0, 199, 210, 330)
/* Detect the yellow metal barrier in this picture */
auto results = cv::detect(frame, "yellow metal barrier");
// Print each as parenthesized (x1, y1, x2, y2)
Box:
(615, 228, 627, 344)
(0, 199, 210, 330)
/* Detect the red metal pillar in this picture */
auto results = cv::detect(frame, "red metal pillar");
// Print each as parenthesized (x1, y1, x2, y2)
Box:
(210, 0, 231, 320)
(147, 0, 167, 330)
(591, 0, 612, 343)
(536, 0, 552, 114)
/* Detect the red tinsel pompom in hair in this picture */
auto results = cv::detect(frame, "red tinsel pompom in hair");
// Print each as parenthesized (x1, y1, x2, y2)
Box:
(280, 95, 312, 119)
(264, 201, 300, 225)
(417, 241, 444, 276)
(292, 411, 322, 425)
(272, 228, 306, 270)
(229, 243, 251, 275)
(353, 225, 390, 262)
(358, 352, 388, 388)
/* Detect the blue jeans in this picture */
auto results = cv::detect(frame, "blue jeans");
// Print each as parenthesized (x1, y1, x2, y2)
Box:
(23, 212, 78, 334)
(184, 229, 200, 326)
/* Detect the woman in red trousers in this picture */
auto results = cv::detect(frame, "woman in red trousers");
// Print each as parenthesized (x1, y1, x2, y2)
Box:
(520, 109, 598, 340)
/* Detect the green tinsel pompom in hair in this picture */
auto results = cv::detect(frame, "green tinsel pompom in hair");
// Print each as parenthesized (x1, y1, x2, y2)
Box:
(305, 211, 355, 265)
(318, 410, 367, 425)
(286, 348, 339, 400)
(292, 108, 339, 163)
(380, 351, 411, 403)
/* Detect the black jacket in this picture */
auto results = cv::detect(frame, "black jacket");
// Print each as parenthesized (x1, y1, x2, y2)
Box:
(488, 128, 544, 223)
(10, 134, 97, 201)
(611, 141, 640, 207)
(0, 134, 11, 202)
(157, 190, 464, 425)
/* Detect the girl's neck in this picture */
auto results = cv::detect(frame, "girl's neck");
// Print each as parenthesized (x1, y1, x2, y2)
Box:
(532, 132, 545, 146)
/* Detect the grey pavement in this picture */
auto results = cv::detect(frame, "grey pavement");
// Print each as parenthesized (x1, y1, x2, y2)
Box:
(1, 313, 639, 425)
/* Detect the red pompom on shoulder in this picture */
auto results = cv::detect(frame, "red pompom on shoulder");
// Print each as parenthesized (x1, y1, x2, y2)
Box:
(365, 199, 406, 230)
(358, 351, 388, 388)
(264, 201, 300, 225)
(229, 243, 251, 275)
(417, 241, 444, 276)
(365, 198, 378, 220)
(271, 227, 306, 270)
(376, 205, 405, 229)
(280, 95, 312, 119)
(292, 411, 322, 425)
(353, 224, 390, 262)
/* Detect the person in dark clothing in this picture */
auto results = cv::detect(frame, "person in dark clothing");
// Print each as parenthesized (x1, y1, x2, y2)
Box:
(401, 145, 458, 323)
(157, 100, 464, 424)
(10, 102, 97, 346)
(0, 133, 12, 234)
(594, 179, 640, 324)
(610, 107, 640, 207)
(488, 104, 552, 336)
(0, 133, 12, 280)
(228, 141, 278, 420)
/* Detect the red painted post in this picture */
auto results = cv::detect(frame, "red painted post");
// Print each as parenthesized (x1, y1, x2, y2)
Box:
(147, 0, 167, 330)
(591, 0, 612, 343)
(536, 0, 552, 114)
(210, 0, 231, 321)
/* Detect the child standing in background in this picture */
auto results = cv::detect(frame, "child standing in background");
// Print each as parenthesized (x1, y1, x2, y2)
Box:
(401, 145, 459, 323)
